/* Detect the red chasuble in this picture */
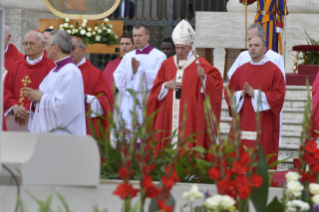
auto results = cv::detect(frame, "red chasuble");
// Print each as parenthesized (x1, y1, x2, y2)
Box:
(4, 44, 24, 73)
(225, 61, 285, 165)
(79, 59, 114, 137)
(103, 57, 122, 96)
(4, 51, 55, 112)
(147, 56, 223, 154)
(3, 114, 7, 131)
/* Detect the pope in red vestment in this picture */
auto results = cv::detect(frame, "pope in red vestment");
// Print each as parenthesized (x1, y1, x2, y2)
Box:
(225, 37, 285, 166)
(5, 44, 24, 73)
(72, 37, 113, 137)
(147, 20, 223, 155)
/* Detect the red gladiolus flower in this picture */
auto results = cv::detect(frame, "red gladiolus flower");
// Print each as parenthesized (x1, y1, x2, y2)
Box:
(305, 141, 318, 154)
(314, 150, 319, 160)
(118, 167, 134, 180)
(301, 172, 316, 183)
(142, 164, 157, 175)
(161, 176, 176, 191)
(156, 199, 173, 212)
(217, 179, 234, 195)
(250, 174, 263, 188)
(142, 176, 162, 198)
(206, 154, 216, 162)
(113, 182, 139, 199)
(240, 152, 252, 165)
(311, 164, 319, 175)
(237, 184, 251, 199)
(208, 167, 221, 180)
(231, 161, 248, 175)
(303, 153, 316, 165)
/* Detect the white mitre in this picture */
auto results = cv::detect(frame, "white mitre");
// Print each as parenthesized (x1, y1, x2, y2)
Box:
(172, 19, 196, 46)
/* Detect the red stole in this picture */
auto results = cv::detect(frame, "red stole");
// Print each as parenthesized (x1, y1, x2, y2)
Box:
(4, 51, 55, 112)
(4, 44, 24, 73)
(225, 61, 285, 165)
(79, 59, 114, 137)
(146, 56, 223, 155)
(103, 57, 122, 96)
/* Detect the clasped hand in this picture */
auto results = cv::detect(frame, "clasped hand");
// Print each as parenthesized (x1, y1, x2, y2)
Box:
(24, 87, 43, 103)
(165, 78, 182, 91)
(241, 82, 254, 98)
(132, 57, 140, 74)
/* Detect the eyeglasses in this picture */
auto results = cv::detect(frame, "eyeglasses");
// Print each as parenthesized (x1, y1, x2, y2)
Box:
(71, 45, 77, 52)
(23, 41, 40, 47)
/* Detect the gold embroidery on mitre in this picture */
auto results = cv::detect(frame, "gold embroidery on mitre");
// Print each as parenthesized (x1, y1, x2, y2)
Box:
(18, 75, 32, 106)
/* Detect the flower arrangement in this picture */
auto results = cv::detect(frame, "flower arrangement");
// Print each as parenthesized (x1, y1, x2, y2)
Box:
(49, 18, 118, 46)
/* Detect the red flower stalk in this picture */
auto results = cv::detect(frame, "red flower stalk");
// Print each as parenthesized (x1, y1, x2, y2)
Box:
(113, 182, 139, 200)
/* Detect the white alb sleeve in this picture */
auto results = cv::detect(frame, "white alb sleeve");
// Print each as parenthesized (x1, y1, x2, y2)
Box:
(232, 91, 245, 113)
(86, 94, 105, 118)
(251, 90, 271, 113)
(158, 83, 169, 101)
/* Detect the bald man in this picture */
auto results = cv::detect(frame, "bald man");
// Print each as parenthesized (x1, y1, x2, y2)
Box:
(4, 24, 24, 72)
(4, 30, 55, 129)
(225, 36, 285, 166)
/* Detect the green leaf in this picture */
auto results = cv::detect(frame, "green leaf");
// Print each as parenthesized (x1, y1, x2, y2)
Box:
(148, 193, 175, 212)
(264, 197, 284, 212)
(301, 184, 311, 203)
(251, 146, 269, 212)
(190, 146, 206, 154)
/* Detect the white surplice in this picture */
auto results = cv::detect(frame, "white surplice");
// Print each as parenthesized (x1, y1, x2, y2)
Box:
(227, 50, 286, 146)
(113, 45, 166, 131)
(28, 56, 86, 135)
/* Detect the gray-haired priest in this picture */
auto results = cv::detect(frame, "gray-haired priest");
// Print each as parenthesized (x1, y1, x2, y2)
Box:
(146, 20, 223, 155)
(24, 30, 86, 135)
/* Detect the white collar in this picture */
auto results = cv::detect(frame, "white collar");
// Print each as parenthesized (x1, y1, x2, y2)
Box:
(178, 50, 193, 66)
(77, 57, 86, 66)
(250, 56, 269, 66)
(26, 52, 44, 65)
(137, 44, 149, 51)
(4, 44, 9, 53)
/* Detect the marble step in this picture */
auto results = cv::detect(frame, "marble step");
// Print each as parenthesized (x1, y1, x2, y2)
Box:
(220, 108, 305, 120)
(219, 117, 304, 133)
(220, 96, 310, 110)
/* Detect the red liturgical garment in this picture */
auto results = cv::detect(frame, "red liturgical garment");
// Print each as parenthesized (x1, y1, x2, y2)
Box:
(147, 56, 223, 155)
(79, 59, 114, 136)
(225, 60, 285, 165)
(4, 44, 24, 73)
(103, 57, 122, 97)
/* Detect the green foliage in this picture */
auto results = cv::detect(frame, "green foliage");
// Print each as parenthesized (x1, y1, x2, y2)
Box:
(264, 197, 284, 212)
(299, 31, 319, 65)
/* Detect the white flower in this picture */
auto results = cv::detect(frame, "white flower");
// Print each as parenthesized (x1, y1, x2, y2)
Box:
(104, 18, 109, 22)
(182, 185, 203, 202)
(92, 31, 96, 35)
(79, 26, 82, 30)
(94, 26, 98, 31)
(49, 26, 54, 29)
(95, 36, 101, 41)
(80, 29, 86, 35)
(72, 29, 78, 34)
(107, 29, 112, 33)
(87, 27, 92, 32)
(83, 19, 88, 23)
(312, 194, 319, 204)
(65, 18, 70, 22)
(97, 29, 102, 34)
(114, 35, 118, 39)
(70, 25, 74, 29)
(102, 26, 107, 30)
(82, 23, 86, 27)
(310, 183, 319, 195)
(108, 25, 112, 28)
(287, 181, 304, 197)
(285, 172, 300, 182)
(63, 23, 69, 28)
(86, 32, 92, 37)
(286, 200, 310, 212)
(219, 195, 236, 210)
(204, 195, 222, 210)
(66, 30, 71, 34)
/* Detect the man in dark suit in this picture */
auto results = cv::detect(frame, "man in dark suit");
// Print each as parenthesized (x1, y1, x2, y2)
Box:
(112, 0, 135, 19)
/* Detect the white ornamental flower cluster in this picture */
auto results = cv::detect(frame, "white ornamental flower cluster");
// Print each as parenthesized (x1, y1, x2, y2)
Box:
(285, 172, 300, 182)
(310, 183, 319, 205)
(204, 194, 235, 211)
(286, 200, 310, 212)
(182, 185, 203, 202)
(285, 172, 303, 197)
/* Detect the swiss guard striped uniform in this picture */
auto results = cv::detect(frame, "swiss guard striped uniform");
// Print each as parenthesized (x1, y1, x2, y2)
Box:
(240, 0, 288, 55)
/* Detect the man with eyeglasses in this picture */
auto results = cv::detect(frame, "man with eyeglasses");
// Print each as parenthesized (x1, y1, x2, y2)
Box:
(70, 36, 113, 136)
(4, 24, 24, 73)
(25, 30, 86, 135)
(4, 30, 54, 130)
